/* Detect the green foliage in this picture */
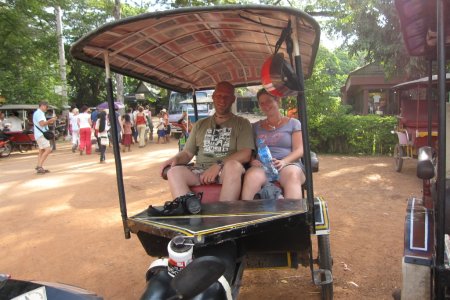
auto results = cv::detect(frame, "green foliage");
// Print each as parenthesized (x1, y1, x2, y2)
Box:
(310, 114, 397, 155)
(0, 0, 61, 104)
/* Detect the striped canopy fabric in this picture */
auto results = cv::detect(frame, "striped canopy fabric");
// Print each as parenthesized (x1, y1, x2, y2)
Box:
(70, 5, 320, 92)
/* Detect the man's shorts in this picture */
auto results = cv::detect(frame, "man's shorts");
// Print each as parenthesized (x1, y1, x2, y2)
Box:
(188, 163, 245, 184)
(36, 136, 51, 149)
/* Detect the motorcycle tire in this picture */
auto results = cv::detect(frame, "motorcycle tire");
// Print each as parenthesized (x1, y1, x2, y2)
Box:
(0, 143, 12, 157)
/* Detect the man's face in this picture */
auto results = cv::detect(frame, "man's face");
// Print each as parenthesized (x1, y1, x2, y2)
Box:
(40, 105, 48, 112)
(212, 83, 235, 115)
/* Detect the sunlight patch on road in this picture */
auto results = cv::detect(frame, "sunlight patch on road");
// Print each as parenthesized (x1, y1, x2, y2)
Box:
(40, 203, 72, 215)
(20, 175, 90, 193)
(373, 163, 388, 167)
(365, 174, 382, 182)
(323, 166, 366, 178)
(0, 180, 18, 196)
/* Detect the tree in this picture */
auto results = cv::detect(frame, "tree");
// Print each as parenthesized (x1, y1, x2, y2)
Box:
(303, 0, 428, 79)
(0, 0, 61, 104)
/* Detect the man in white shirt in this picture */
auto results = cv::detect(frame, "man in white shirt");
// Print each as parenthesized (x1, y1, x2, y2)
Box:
(4, 112, 23, 132)
(33, 101, 57, 174)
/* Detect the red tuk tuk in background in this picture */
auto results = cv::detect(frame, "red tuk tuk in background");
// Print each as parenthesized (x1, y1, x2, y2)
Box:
(395, 0, 450, 299)
(391, 75, 450, 172)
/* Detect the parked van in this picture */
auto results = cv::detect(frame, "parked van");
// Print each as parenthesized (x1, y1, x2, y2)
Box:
(168, 90, 214, 138)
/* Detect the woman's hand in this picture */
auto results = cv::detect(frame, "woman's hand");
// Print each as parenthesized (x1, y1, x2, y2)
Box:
(272, 158, 286, 171)
(200, 164, 222, 184)
(250, 159, 263, 167)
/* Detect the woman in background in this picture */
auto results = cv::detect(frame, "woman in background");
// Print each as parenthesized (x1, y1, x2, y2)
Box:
(70, 108, 80, 153)
(77, 105, 92, 155)
(121, 114, 132, 152)
(96, 111, 110, 163)
(135, 106, 147, 147)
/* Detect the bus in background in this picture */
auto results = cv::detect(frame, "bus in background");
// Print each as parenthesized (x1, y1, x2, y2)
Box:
(168, 90, 214, 138)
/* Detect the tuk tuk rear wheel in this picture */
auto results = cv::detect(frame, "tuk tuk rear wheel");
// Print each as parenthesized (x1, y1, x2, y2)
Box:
(318, 235, 333, 300)
(394, 144, 404, 172)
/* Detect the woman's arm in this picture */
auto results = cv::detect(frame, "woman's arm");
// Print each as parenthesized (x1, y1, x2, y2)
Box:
(272, 131, 303, 170)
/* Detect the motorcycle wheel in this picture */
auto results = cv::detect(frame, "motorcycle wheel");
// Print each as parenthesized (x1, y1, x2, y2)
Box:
(0, 143, 12, 157)
(318, 234, 333, 300)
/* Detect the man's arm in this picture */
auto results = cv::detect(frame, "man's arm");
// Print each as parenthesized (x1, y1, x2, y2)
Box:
(159, 149, 195, 176)
(39, 117, 56, 127)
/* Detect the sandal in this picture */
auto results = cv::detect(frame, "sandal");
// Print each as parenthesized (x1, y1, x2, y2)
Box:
(36, 167, 48, 174)
(35, 166, 50, 173)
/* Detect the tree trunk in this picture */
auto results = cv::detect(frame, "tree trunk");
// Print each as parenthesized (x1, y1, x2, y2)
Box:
(113, 0, 124, 104)
(55, 6, 68, 106)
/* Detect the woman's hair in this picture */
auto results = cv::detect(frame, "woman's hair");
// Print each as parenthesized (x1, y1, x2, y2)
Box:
(138, 106, 144, 112)
(98, 111, 106, 132)
(124, 114, 131, 123)
(80, 105, 89, 113)
(256, 88, 277, 100)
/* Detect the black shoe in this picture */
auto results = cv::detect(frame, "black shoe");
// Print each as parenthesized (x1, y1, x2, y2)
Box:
(148, 192, 202, 216)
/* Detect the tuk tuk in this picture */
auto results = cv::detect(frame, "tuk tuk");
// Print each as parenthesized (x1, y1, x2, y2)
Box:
(71, 5, 332, 299)
(391, 75, 450, 172)
(394, 0, 450, 298)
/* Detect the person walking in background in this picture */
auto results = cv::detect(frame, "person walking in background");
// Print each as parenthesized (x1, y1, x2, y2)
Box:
(78, 105, 92, 155)
(96, 110, 110, 163)
(135, 106, 147, 148)
(126, 108, 137, 144)
(121, 114, 132, 152)
(144, 105, 153, 142)
(33, 101, 57, 174)
(70, 108, 80, 152)
(161, 108, 170, 143)
(114, 108, 122, 143)
(156, 112, 166, 144)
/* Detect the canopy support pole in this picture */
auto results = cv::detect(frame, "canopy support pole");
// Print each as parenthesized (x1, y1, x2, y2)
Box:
(291, 16, 315, 228)
(104, 51, 130, 239)
(192, 88, 199, 121)
(426, 60, 433, 146)
(435, 0, 447, 297)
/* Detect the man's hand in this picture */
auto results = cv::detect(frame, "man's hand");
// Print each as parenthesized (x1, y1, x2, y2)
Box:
(48, 117, 57, 124)
(199, 163, 222, 185)
(250, 159, 262, 167)
(160, 157, 176, 177)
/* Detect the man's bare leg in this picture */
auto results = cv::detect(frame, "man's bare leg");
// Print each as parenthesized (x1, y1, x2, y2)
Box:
(219, 160, 245, 201)
(37, 148, 52, 168)
(241, 167, 266, 200)
(167, 166, 200, 199)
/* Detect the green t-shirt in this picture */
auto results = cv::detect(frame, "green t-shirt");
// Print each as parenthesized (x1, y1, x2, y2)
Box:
(184, 114, 255, 168)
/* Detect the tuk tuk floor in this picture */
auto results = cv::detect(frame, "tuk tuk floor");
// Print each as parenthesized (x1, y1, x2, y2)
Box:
(0, 140, 422, 299)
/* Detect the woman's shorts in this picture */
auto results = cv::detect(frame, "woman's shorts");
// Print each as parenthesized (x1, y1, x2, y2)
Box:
(157, 129, 166, 137)
(280, 160, 306, 174)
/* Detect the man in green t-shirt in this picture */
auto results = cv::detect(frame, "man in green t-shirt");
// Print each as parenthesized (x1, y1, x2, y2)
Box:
(160, 81, 255, 205)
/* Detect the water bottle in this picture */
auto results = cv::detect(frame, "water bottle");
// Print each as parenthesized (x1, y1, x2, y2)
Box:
(257, 138, 279, 181)
(167, 236, 193, 277)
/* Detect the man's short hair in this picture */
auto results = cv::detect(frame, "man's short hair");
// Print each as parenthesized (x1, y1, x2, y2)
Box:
(39, 100, 49, 107)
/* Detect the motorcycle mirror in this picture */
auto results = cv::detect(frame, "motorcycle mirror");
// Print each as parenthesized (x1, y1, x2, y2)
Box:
(170, 256, 225, 299)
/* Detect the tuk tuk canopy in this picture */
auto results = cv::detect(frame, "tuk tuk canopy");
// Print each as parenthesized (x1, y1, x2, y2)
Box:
(70, 5, 320, 93)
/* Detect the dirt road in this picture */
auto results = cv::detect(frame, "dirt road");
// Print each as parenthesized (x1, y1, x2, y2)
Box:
(0, 141, 421, 299)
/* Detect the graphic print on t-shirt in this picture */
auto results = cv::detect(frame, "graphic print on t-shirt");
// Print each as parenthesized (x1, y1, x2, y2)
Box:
(203, 127, 232, 157)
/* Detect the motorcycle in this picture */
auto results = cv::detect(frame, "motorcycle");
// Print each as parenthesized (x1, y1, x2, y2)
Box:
(0, 130, 12, 158)
(0, 273, 103, 300)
